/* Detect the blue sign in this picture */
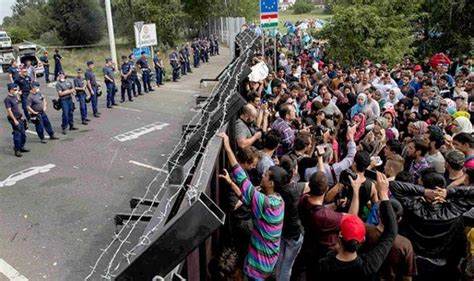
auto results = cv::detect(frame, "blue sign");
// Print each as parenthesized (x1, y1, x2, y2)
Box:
(132, 47, 151, 60)
(260, 0, 278, 13)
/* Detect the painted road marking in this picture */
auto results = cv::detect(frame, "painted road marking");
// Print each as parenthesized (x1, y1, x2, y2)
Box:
(47, 82, 57, 88)
(0, 258, 29, 280)
(113, 122, 169, 142)
(26, 130, 38, 136)
(113, 106, 143, 112)
(129, 160, 168, 173)
(0, 164, 56, 188)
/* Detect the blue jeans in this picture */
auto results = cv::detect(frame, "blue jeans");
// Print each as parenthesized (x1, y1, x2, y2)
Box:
(274, 233, 304, 281)
(105, 82, 115, 107)
(186, 60, 192, 73)
(60, 97, 74, 129)
(131, 75, 141, 95)
(9, 118, 26, 151)
(44, 66, 50, 83)
(142, 69, 151, 92)
(34, 112, 54, 139)
(21, 93, 30, 121)
(155, 68, 163, 85)
(76, 92, 87, 121)
(90, 86, 98, 114)
(54, 64, 62, 81)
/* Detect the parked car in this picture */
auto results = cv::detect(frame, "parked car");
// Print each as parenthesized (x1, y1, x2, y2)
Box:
(0, 31, 14, 72)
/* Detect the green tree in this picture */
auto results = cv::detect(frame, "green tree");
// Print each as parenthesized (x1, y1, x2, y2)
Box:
(6, 25, 33, 44)
(293, 0, 314, 14)
(49, 0, 104, 45)
(415, 0, 473, 58)
(320, 0, 421, 65)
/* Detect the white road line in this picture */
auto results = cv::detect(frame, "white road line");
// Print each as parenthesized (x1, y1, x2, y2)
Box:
(113, 122, 169, 142)
(26, 130, 38, 136)
(0, 164, 56, 188)
(0, 258, 29, 280)
(129, 160, 168, 173)
(113, 106, 143, 112)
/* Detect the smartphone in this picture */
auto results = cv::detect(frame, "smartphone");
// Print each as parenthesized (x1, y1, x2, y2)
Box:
(365, 170, 377, 181)
(316, 145, 326, 156)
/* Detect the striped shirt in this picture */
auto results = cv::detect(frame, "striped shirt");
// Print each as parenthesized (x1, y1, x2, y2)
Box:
(232, 164, 284, 279)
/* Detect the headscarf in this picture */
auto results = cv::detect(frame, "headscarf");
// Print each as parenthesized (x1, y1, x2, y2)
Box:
(387, 87, 403, 104)
(374, 117, 389, 130)
(412, 121, 429, 135)
(444, 98, 457, 115)
(453, 116, 473, 136)
(350, 93, 367, 119)
(352, 113, 366, 142)
(452, 111, 471, 120)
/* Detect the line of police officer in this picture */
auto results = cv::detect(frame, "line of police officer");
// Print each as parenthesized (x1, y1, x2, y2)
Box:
(3, 37, 218, 157)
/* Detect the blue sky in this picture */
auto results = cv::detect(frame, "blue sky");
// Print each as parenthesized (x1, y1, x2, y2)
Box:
(0, 0, 15, 25)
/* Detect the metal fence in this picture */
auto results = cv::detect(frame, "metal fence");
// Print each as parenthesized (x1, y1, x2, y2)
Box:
(85, 29, 261, 281)
(207, 17, 247, 58)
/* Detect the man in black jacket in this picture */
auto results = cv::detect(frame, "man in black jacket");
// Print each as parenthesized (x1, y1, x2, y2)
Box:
(318, 172, 397, 281)
(389, 169, 474, 281)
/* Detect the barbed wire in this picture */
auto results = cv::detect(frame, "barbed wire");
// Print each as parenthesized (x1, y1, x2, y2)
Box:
(85, 33, 258, 280)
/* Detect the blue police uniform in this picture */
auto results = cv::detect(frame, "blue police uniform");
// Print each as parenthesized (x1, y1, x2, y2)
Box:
(153, 55, 164, 86)
(85, 69, 99, 115)
(184, 46, 192, 73)
(73, 77, 88, 122)
(26, 89, 56, 140)
(53, 53, 63, 81)
(7, 65, 20, 82)
(103, 65, 116, 107)
(170, 51, 180, 82)
(120, 62, 133, 102)
(214, 37, 219, 55)
(4, 90, 27, 154)
(137, 57, 153, 93)
(192, 42, 200, 68)
(55, 79, 75, 131)
(40, 55, 50, 83)
(128, 60, 142, 96)
(14, 75, 32, 121)
(179, 48, 187, 76)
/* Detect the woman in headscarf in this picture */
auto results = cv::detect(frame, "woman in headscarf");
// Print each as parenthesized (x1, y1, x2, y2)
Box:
(409, 121, 429, 137)
(350, 93, 367, 119)
(386, 87, 403, 105)
(352, 113, 366, 142)
(383, 109, 400, 140)
(452, 116, 473, 136)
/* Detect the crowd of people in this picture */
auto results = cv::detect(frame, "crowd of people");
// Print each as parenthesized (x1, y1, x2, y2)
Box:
(3, 36, 219, 157)
(209, 34, 474, 281)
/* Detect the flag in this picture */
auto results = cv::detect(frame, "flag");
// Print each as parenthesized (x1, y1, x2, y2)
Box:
(260, 0, 278, 29)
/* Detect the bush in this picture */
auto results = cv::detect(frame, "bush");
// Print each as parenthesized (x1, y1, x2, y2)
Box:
(38, 30, 63, 46)
(6, 26, 33, 44)
(293, 0, 314, 14)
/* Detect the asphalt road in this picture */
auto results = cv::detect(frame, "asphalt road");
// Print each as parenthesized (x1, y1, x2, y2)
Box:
(0, 48, 230, 281)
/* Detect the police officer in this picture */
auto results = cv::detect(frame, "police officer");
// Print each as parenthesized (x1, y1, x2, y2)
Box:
(14, 68, 32, 121)
(7, 59, 19, 83)
(153, 50, 164, 87)
(103, 58, 117, 108)
(40, 51, 50, 83)
(53, 49, 63, 81)
(56, 72, 78, 134)
(120, 55, 133, 102)
(128, 54, 142, 97)
(85, 61, 101, 118)
(214, 35, 219, 55)
(170, 47, 180, 82)
(4, 83, 28, 157)
(26, 81, 59, 143)
(137, 51, 154, 93)
(179, 45, 187, 76)
(191, 39, 200, 68)
(184, 43, 192, 74)
(73, 69, 90, 125)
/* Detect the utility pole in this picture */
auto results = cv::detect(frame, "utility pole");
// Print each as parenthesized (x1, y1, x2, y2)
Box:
(105, 0, 117, 66)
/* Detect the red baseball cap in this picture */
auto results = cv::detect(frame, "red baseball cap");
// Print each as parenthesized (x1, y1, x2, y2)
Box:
(340, 215, 366, 243)
(413, 64, 422, 71)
